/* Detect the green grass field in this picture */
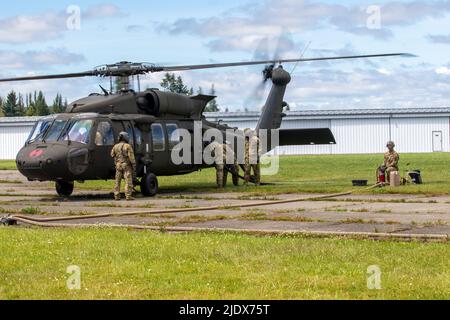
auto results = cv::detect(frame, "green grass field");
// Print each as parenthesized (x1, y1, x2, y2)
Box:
(2, 153, 450, 195)
(1, 154, 449, 300)
(0, 228, 448, 300)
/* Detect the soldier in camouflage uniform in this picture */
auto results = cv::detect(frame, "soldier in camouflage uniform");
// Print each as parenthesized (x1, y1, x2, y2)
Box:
(223, 141, 240, 187)
(244, 129, 261, 186)
(207, 139, 225, 188)
(111, 132, 136, 200)
(384, 141, 400, 184)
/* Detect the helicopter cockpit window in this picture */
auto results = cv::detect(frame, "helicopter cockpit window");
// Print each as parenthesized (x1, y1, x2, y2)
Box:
(151, 123, 165, 151)
(63, 119, 94, 145)
(95, 121, 114, 146)
(27, 119, 53, 143)
(166, 124, 180, 150)
(44, 120, 68, 142)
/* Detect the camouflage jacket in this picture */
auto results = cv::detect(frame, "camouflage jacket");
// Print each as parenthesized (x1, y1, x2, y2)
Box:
(384, 150, 399, 168)
(206, 141, 224, 165)
(111, 142, 136, 167)
(245, 135, 261, 163)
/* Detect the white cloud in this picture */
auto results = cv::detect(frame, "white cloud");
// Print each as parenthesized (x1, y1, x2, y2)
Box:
(0, 4, 125, 44)
(158, 0, 450, 52)
(84, 4, 125, 19)
(377, 68, 392, 75)
(0, 48, 85, 70)
(435, 66, 450, 75)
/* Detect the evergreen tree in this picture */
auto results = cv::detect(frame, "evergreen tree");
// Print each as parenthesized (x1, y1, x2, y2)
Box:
(0, 96, 3, 116)
(205, 84, 219, 112)
(26, 92, 36, 116)
(2, 91, 19, 117)
(17, 94, 25, 116)
(34, 91, 50, 116)
(160, 73, 193, 95)
(51, 93, 65, 114)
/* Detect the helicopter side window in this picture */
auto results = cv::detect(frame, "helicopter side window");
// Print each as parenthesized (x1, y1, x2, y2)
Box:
(134, 126, 143, 152)
(95, 121, 114, 146)
(151, 123, 165, 151)
(166, 124, 180, 150)
(44, 120, 68, 142)
(63, 119, 94, 145)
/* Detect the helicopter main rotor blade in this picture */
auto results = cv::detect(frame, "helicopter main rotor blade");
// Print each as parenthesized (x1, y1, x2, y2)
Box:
(157, 53, 414, 72)
(0, 71, 96, 83)
(0, 53, 414, 83)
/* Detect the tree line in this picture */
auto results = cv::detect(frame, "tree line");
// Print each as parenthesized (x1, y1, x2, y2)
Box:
(0, 91, 67, 117)
(160, 73, 220, 112)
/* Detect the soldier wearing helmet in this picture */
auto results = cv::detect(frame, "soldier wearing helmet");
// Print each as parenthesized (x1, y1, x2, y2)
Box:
(111, 131, 136, 200)
(383, 141, 399, 184)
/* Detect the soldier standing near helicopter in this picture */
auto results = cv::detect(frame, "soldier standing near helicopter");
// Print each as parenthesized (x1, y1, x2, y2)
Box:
(111, 132, 136, 201)
(244, 129, 261, 186)
(223, 141, 240, 187)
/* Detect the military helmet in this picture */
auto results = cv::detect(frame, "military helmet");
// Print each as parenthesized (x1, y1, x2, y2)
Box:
(386, 141, 395, 147)
(244, 128, 252, 134)
(118, 131, 129, 142)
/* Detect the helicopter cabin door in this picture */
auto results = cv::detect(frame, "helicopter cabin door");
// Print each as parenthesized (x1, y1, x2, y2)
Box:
(91, 119, 116, 179)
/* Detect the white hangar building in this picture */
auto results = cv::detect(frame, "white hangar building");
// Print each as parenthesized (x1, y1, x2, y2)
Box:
(0, 108, 449, 160)
(205, 108, 450, 155)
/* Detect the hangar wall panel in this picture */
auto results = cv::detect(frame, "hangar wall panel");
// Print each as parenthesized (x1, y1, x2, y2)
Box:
(0, 125, 33, 160)
(391, 117, 450, 153)
(330, 118, 391, 154)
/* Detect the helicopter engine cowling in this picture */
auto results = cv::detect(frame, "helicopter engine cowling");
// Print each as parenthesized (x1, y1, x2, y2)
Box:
(136, 90, 215, 119)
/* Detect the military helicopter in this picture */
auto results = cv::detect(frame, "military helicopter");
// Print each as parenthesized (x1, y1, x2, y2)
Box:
(0, 53, 409, 197)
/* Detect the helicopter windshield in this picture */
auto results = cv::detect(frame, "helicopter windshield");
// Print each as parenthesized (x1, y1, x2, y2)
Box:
(27, 118, 54, 143)
(44, 119, 68, 142)
(61, 119, 94, 144)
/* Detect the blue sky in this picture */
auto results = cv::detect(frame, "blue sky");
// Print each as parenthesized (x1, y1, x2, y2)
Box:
(1, 0, 450, 110)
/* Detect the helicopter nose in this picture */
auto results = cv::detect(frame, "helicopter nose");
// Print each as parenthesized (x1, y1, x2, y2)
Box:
(16, 145, 74, 181)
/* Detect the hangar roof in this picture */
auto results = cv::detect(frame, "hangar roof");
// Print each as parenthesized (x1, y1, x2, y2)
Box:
(205, 107, 450, 120)
(1, 107, 450, 124)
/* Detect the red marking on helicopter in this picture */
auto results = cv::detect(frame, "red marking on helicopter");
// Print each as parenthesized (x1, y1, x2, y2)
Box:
(29, 149, 44, 158)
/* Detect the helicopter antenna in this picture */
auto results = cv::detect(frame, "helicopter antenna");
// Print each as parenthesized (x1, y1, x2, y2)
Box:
(99, 85, 109, 96)
(291, 41, 311, 74)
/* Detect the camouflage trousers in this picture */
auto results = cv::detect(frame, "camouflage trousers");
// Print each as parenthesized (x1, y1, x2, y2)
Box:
(244, 164, 261, 185)
(216, 164, 240, 188)
(216, 164, 225, 188)
(385, 166, 398, 183)
(114, 164, 134, 199)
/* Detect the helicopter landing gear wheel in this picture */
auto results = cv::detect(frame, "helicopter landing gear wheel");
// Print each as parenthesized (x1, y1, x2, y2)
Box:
(55, 180, 74, 197)
(140, 173, 158, 197)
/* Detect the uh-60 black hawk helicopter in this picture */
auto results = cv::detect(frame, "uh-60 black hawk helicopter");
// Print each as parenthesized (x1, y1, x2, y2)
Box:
(0, 53, 409, 197)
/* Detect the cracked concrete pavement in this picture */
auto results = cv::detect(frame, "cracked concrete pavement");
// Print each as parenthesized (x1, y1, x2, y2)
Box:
(0, 170, 449, 237)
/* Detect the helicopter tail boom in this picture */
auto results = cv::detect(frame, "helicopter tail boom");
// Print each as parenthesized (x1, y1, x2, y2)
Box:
(256, 66, 291, 132)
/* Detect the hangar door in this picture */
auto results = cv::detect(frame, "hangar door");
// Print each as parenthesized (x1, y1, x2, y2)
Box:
(432, 131, 443, 152)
